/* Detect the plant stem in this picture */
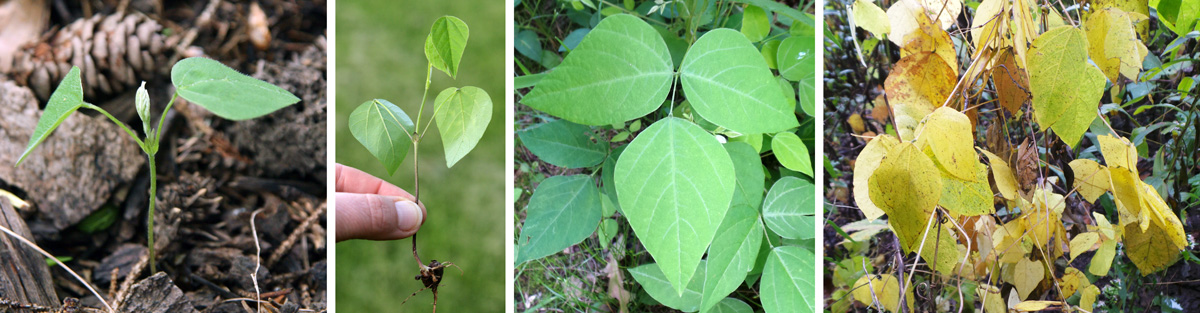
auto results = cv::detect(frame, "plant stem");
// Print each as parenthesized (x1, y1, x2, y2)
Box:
(146, 155, 157, 274)
(83, 103, 146, 148)
(415, 63, 434, 133)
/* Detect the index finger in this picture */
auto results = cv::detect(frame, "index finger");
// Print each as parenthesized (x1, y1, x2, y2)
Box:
(335, 163, 415, 199)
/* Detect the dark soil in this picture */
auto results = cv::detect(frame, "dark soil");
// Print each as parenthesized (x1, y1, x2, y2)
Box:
(0, 0, 326, 312)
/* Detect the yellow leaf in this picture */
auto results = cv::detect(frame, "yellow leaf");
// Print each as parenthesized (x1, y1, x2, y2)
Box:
(1098, 134, 1138, 169)
(1010, 0, 1039, 68)
(1069, 159, 1111, 203)
(993, 220, 1030, 264)
(1080, 284, 1101, 312)
(1028, 26, 1107, 148)
(971, 0, 1009, 51)
(869, 142, 942, 252)
(1021, 187, 1067, 258)
(855, 134, 900, 220)
(981, 149, 1020, 201)
(852, 0, 891, 38)
(1013, 300, 1064, 311)
(918, 0, 962, 29)
(1089, 238, 1118, 276)
(1069, 232, 1100, 262)
(1013, 257, 1045, 300)
(919, 221, 962, 274)
(1092, 0, 1151, 38)
(1059, 267, 1087, 298)
(977, 284, 1006, 313)
(1124, 181, 1187, 274)
(886, 0, 924, 46)
(899, 9, 958, 75)
(939, 163, 994, 216)
(1084, 8, 1149, 83)
(1093, 212, 1118, 240)
(851, 274, 913, 312)
(919, 107, 979, 180)
(884, 52, 955, 141)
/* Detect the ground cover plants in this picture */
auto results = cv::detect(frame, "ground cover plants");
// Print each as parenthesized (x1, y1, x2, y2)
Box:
(345, 15, 494, 312)
(822, 0, 1199, 310)
(514, 0, 817, 312)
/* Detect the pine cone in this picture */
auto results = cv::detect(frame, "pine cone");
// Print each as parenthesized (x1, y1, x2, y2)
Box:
(9, 12, 185, 101)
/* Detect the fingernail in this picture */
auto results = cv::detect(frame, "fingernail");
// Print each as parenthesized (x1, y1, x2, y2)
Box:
(395, 200, 423, 232)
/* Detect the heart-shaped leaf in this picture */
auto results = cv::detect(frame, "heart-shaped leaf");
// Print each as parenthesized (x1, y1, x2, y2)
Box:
(522, 14, 673, 126)
(519, 119, 608, 168)
(1028, 26, 1106, 148)
(516, 175, 603, 265)
(710, 298, 753, 313)
(762, 176, 816, 240)
(18, 66, 84, 166)
(348, 99, 415, 175)
(171, 57, 300, 120)
(777, 34, 815, 83)
(615, 117, 735, 295)
(433, 86, 492, 167)
(761, 246, 816, 313)
(681, 28, 798, 134)
(628, 262, 707, 312)
(425, 16, 469, 78)
(772, 131, 813, 177)
(699, 198, 763, 313)
(741, 5, 770, 42)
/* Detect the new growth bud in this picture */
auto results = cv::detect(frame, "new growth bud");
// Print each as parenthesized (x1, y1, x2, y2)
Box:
(136, 81, 152, 134)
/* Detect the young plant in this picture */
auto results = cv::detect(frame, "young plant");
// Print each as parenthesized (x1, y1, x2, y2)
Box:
(16, 57, 301, 274)
(345, 16, 493, 311)
(514, 3, 816, 312)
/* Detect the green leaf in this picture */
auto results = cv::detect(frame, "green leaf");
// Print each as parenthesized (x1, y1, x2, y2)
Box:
(516, 175, 603, 265)
(699, 200, 763, 313)
(433, 86, 492, 167)
(726, 142, 765, 212)
(602, 145, 627, 214)
(761, 246, 816, 313)
(762, 176, 816, 240)
(348, 99, 415, 175)
(628, 262, 706, 311)
(710, 298, 753, 313)
(515, 29, 543, 63)
(615, 117, 735, 295)
(741, 5, 770, 42)
(518, 119, 608, 168)
(777, 34, 815, 82)
(773, 132, 813, 176)
(1028, 26, 1106, 148)
(424, 16, 469, 78)
(761, 39, 782, 69)
(18, 66, 84, 166)
(522, 14, 673, 126)
(170, 57, 300, 120)
(681, 28, 798, 134)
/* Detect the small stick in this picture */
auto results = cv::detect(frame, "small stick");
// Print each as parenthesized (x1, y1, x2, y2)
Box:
(0, 225, 113, 313)
(250, 209, 264, 313)
(267, 203, 325, 267)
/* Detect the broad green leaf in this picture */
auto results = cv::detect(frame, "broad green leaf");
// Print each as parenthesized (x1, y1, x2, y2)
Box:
(348, 99, 414, 175)
(515, 29, 543, 63)
(761, 246, 815, 313)
(868, 142, 941, 252)
(424, 16, 469, 78)
(777, 34, 816, 83)
(681, 28, 798, 134)
(522, 14, 673, 126)
(1084, 8, 1148, 83)
(699, 201, 763, 313)
(725, 142, 765, 212)
(433, 86, 492, 167)
(761, 40, 781, 69)
(762, 177, 815, 240)
(741, 5, 770, 42)
(518, 119, 608, 168)
(772, 132, 813, 177)
(1028, 26, 1106, 148)
(601, 145, 627, 213)
(939, 163, 994, 216)
(851, 0, 890, 38)
(615, 117, 735, 295)
(18, 67, 84, 166)
(516, 175, 603, 265)
(171, 57, 300, 120)
(853, 135, 899, 220)
(710, 298, 753, 313)
(628, 262, 706, 311)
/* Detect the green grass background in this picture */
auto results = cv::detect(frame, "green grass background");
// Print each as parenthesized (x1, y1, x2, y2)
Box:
(335, 0, 505, 311)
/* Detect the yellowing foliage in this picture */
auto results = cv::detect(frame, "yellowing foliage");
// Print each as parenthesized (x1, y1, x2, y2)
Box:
(868, 142, 941, 252)
(851, 274, 914, 312)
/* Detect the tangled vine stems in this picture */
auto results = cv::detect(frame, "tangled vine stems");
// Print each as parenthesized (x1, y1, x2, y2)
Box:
(85, 83, 177, 274)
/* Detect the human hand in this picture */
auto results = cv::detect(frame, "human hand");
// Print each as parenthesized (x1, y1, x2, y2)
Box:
(335, 163, 426, 242)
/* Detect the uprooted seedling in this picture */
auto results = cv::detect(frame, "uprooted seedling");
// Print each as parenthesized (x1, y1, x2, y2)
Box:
(345, 15, 493, 311)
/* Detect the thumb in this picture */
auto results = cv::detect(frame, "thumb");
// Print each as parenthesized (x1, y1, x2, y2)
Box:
(335, 192, 426, 242)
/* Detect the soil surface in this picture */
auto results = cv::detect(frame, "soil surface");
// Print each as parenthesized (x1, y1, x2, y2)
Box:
(0, 1, 327, 312)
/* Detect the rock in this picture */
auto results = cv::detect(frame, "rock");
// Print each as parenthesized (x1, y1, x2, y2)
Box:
(0, 80, 143, 233)
(117, 272, 197, 313)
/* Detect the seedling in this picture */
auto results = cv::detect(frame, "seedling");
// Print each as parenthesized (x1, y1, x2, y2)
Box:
(345, 16, 493, 310)
(16, 57, 301, 274)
